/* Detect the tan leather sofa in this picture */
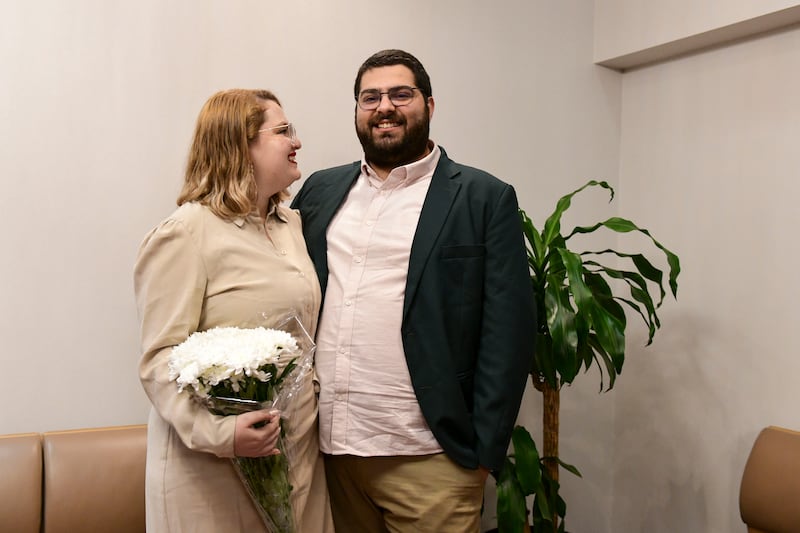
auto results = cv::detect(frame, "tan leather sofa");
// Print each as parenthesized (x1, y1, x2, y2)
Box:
(0, 424, 146, 533)
(739, 425, 800, 533)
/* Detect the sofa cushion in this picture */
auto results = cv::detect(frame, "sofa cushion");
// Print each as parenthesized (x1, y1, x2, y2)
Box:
(42, 424, 146, 533)
(0, 432, 42, 533)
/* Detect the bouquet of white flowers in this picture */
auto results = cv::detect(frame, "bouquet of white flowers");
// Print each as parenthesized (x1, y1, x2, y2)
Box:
(168, 314, 314, 533)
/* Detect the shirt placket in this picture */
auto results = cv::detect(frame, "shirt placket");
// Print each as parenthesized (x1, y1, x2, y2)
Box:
(329, 185, 390, 447)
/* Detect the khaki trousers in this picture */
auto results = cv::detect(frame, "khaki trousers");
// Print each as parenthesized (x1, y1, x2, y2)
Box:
(323, 453, 484, 533)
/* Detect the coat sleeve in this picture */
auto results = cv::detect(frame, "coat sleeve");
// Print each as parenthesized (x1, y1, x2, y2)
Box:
(473, 184, 536, 471)
(133, 218, 237, 458)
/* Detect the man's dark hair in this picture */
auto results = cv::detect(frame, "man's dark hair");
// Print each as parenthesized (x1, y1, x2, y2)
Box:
(353, 49, 433, 100)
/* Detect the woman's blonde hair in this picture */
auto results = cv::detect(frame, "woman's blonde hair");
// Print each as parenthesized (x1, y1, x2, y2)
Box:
(177, 89, 289, 219)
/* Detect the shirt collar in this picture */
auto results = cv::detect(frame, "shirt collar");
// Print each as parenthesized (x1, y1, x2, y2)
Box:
(233, 200, 288, 228)
(361, 141, 441, 189)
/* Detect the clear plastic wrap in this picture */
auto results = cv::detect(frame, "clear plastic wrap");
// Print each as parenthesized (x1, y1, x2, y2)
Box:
(169, 313, 316, 533)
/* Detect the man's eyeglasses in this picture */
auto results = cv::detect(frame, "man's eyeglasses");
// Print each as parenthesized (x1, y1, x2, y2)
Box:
(356, 86, 420, 111)
(258, 123, 297, 144)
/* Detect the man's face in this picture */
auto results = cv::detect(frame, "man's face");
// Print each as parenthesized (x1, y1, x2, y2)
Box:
(355, 64, 434, 171)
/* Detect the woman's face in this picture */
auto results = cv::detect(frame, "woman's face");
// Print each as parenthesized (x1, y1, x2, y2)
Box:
(249, 100, 302, 212)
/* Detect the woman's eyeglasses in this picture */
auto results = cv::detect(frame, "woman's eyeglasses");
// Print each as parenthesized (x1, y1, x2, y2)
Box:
(258, 123, 297, 144)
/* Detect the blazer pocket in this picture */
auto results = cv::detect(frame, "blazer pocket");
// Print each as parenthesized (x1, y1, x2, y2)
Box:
(441, 244, 486, 259)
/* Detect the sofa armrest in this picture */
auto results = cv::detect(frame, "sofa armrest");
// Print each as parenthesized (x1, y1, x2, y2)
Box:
(42, 424, 146, 533)
(740, 425, 800, 533)
(0, 432, 42, 533)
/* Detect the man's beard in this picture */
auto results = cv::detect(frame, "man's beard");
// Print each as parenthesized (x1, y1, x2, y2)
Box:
(356, 108, 430, 170)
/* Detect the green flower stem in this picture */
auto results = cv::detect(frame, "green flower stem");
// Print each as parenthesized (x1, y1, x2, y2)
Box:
(232, 434, 295, 533)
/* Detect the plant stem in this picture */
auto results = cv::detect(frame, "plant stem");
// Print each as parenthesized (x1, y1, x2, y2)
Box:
(535, 377, 561, 532)
(542, 381, 559, 482)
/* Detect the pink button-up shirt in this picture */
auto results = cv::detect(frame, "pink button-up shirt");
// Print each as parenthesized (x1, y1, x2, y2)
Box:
(316, 144, 444, 457)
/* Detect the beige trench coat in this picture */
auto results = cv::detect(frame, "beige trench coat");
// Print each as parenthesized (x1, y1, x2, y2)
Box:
(134, 202, 333, 532)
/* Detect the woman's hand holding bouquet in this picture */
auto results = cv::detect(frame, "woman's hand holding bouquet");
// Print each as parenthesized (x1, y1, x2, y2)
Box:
(234, 409, 282, 457)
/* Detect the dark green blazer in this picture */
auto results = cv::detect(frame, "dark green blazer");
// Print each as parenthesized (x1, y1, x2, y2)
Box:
(291, 148, 536, 471)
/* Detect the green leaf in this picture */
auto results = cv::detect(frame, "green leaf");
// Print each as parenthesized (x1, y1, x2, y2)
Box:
(510, 426, 542, 495)
(276, 358, 298, 384)
(533, 333, 557, 386)
(585, 249, 665, 308)
(534, 484, 552, 522)
(545, 278, 578, 382)
(587, 335, 618, 390)
(631, 253, 666, 304)
(582, 256, 664, 345)
(558, 250, 624, 366)
(575, 321, 595, 378)
(557, 249, 592, 308)
(567, 217, 681, 298)
(496, 459, 528, 533)
(582, 271, 627, 325)
(616, 296, 656, 343)
(556, 458, 582, 478)
(519, 209, 545, 269)
(543, 181, 614, 249)
(590, 306, 625, 373)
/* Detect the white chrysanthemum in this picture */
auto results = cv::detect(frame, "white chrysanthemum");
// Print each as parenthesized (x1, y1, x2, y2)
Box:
(168, 326, 298, 397)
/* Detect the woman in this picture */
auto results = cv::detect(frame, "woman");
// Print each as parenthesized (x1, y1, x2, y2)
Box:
(134, 89, 333, 532)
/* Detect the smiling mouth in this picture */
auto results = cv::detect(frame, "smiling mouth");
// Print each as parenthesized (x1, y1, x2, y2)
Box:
(288, 153, 297, 163)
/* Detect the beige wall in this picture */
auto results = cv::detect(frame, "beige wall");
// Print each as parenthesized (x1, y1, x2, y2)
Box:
(0, 1, 620, 530)
(591, 1, 800, 530)
(610, 24, 800, 532)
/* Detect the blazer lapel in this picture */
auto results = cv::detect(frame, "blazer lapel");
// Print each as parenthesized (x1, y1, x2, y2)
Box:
(309, 162, 360, 294)
(317, 162, 360, 225)
(403, 150, 461, 320)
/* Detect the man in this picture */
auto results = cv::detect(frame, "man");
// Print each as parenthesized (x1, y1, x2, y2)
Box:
(291, 49, 535, 532)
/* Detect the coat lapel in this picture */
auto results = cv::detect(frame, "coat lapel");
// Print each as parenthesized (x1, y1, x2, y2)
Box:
(403, 150, 461, 320)
(317, 162, 361, 227)
(310, 162, 360, 294)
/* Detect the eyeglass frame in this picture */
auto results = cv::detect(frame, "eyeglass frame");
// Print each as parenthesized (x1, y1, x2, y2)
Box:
(355, 86, 421, 111)
(257, 123, 297, 144)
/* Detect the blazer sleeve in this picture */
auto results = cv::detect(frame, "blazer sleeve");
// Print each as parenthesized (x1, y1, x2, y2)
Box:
(133, 218, 237, 458)
(473, 184, 536, 470)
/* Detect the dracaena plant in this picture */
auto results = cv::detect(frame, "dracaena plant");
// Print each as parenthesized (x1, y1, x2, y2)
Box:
(494, 180, 680, 533)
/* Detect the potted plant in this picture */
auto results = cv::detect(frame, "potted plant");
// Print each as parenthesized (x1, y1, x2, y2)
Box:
(493, 180, 681, 533)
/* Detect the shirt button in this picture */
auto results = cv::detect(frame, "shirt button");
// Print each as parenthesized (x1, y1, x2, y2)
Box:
(345, 300, 352, 306)
(354, 256, 362, 263)
(365, 221, 373, 227)
(298, 271, 305, 277)
(281, 250, 287, 255)
(338, 347, 346, 354)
